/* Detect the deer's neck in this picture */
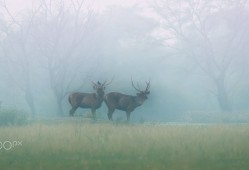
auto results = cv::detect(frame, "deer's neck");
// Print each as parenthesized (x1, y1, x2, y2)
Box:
(134, 96, 144, 107)
(96, 93, 104, 102)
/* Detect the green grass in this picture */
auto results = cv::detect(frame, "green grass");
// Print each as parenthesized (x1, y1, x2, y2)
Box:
(0, 119, 249, 170)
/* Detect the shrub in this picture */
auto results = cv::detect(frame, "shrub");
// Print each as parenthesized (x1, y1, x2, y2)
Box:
(0, 109, 28, 126)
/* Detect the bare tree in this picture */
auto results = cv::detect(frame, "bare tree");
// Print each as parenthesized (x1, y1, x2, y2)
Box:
(153, 0, 249, 112)
(0, 0, 96, 116)
(0, 0, 41, 115)
(29, 0, 95, 115)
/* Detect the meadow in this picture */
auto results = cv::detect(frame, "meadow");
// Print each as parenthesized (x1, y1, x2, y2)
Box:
(0, 118, 249, 170)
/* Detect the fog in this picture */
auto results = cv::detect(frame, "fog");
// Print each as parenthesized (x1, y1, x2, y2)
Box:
(1, 0, 249, 122)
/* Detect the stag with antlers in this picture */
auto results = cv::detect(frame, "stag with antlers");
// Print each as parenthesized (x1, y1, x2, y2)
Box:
(68, 80, 111, 118)
(104, 79, 150, 121)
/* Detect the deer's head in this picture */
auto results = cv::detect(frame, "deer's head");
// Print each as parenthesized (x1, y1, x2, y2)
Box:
(92, 79, 112, 99)
(131, 78, 150, 105)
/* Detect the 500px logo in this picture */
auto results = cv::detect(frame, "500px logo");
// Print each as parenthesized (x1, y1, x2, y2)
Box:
(0, 141, 22, 150)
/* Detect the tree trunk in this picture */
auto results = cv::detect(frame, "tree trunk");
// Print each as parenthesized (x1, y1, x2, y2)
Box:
(56, 97, 64, 116)
(215, 75, 232, 112)
(25, 89, 36, 115)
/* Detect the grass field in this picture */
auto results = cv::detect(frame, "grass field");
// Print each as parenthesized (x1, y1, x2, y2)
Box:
(0, 119, 249, 170)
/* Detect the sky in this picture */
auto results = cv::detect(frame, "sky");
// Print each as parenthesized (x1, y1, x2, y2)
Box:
(4, 0, 145, 14)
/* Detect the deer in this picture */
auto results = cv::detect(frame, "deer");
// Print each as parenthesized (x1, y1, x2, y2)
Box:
(104, 79, 150, 121)
(68, 81, 110, 118)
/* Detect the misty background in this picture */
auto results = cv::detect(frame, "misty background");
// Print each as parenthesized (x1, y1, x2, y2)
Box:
(0, 0, 249, 122)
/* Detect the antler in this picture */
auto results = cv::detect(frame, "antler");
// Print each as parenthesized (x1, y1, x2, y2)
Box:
(91, 81, 103, 89)
(91, 81, 98, 86)
(101, 81, 105, 86)
(131, 77, 142, 92)
(102, 76, 114, 87)
(145, 81, 150, 92)
(131, 77, 150, 93)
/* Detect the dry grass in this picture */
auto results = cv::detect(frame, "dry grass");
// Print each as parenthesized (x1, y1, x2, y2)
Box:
(1, 119, 249, 170)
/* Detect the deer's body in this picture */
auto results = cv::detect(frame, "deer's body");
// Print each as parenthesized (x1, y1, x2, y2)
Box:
(68, 81, 109, 117)
(68, 92, 104, 115)
(105, 93, 143, 110)
(105, 80, 150, 121)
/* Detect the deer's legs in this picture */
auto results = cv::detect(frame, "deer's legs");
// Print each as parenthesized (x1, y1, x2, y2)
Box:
(91, 109, 97, 119)
(107, 108, 115, 120)
(126, 112, 131, 121)
(69, 106, 78, 116)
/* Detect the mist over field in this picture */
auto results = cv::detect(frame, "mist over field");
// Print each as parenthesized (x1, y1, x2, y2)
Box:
(0, 0, 249, 123)
(1, 1, 249, 170)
